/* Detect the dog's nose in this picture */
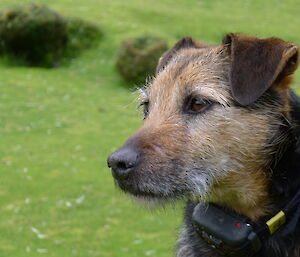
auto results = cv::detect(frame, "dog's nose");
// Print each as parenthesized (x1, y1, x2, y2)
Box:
(107, 147, 139, 180)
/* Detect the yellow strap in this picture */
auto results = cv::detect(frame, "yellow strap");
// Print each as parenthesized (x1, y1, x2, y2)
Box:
(266, 211, 286, 234)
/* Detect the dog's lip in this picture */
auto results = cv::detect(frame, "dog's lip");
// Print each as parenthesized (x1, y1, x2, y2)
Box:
(130, 189, 162, 198)
(115, 179, 167, 198)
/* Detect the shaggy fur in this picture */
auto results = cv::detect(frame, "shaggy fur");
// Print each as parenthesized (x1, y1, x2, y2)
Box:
(107, 34, 300, 257)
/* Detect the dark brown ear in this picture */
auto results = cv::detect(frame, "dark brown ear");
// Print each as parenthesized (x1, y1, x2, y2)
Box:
(156, 37, 209, 74)
(223, 33, 299, 105)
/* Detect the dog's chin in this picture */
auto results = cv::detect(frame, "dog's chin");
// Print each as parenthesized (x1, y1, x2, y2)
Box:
(115, 177, 210, 208)
(115, 179, 182, 207)
(129, 194, 177, 209)
(130, 195, 166, 208)
(115, 181, 181, 208)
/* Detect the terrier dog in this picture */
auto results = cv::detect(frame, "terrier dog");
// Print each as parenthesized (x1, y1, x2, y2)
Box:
(107, 33, 300, 257)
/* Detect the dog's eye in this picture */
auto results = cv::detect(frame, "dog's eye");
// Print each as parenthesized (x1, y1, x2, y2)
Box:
(191, 99, 207, 112)
(187, 98, 212, 114)
(138, 101, 149, 119)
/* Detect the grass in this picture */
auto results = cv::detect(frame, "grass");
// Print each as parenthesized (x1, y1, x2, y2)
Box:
(0, 0, 300, 256)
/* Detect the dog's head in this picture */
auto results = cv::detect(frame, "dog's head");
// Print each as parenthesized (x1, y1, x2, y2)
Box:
(108, 34, 299, 219)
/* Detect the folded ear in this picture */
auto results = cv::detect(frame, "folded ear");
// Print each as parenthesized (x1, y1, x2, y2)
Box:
(156, 37, 209, 74)
(223, 33, 299, 105)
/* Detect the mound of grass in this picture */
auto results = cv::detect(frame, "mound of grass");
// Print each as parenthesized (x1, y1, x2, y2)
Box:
(0, 4, 103, 67)
(116, 37, 168, 85)
(63, 17, 103, 59)
(0, 4, 67, 67)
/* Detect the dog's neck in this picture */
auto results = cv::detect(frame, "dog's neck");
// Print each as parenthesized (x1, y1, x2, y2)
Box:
(209, 172, 271, 220)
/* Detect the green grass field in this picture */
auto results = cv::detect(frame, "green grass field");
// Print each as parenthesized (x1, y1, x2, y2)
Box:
(1, 0, 300, 256)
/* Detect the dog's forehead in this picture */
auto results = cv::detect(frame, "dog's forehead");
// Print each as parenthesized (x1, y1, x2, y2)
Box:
(148, 46, 232, 105)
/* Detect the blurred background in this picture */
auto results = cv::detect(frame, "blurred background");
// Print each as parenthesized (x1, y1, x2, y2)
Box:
(0, 0, 300, 256)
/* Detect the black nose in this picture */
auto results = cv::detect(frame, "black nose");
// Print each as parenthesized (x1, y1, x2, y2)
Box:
(107, 147, 139, 180)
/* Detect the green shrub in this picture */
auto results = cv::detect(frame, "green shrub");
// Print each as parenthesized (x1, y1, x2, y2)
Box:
(116, 37, 168, 85)
(0, 4, 67, 67)
(0, 4, 103, 67)
(63, 17, 103, 58)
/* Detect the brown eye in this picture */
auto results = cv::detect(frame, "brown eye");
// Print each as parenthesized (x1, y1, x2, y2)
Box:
(186, 97, 213, 114)
(191, 99, 207, 112)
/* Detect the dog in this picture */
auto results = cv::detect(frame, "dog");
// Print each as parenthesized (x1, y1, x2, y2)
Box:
(107, 33, 300, 257)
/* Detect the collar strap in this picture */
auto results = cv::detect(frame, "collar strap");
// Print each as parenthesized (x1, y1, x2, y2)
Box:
(258, 187, 300, 238)
(192, 187, 300, 257)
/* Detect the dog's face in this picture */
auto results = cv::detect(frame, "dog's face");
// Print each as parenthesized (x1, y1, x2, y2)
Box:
(108, 34, 299, 218)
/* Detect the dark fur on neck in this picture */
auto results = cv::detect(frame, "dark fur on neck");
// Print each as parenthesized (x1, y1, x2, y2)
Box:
(178, 91, 300, 257)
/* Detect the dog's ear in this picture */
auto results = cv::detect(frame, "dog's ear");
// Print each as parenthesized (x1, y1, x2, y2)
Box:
(156, 37, 209, 74)
(223, 33, 299, 105)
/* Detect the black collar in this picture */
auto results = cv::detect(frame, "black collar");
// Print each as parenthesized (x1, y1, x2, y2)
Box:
(192, 188, 300, 257)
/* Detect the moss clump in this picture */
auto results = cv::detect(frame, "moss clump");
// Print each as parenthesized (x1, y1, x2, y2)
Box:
(116, 37, 168, 85)
(0, 4, 67, 67)
(0, 4, 103, 67)
(63, 17, 103, 59)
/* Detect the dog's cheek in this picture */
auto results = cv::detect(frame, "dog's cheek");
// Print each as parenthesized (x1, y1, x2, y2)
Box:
(186, 107, 274, 170)
(185, 117, 230, 172)
(180, 108, 271, 199)
(186, 108, 277, 217)
(137, 160, 186, 195)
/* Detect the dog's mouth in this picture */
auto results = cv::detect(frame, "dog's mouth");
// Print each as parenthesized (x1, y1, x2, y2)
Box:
(115, 179, 167, 198)
(110, 163, 215, 205)
(114, 177, 184, 201)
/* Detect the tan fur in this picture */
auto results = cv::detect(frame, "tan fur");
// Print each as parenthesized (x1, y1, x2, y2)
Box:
(135, 44, 293, 220)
